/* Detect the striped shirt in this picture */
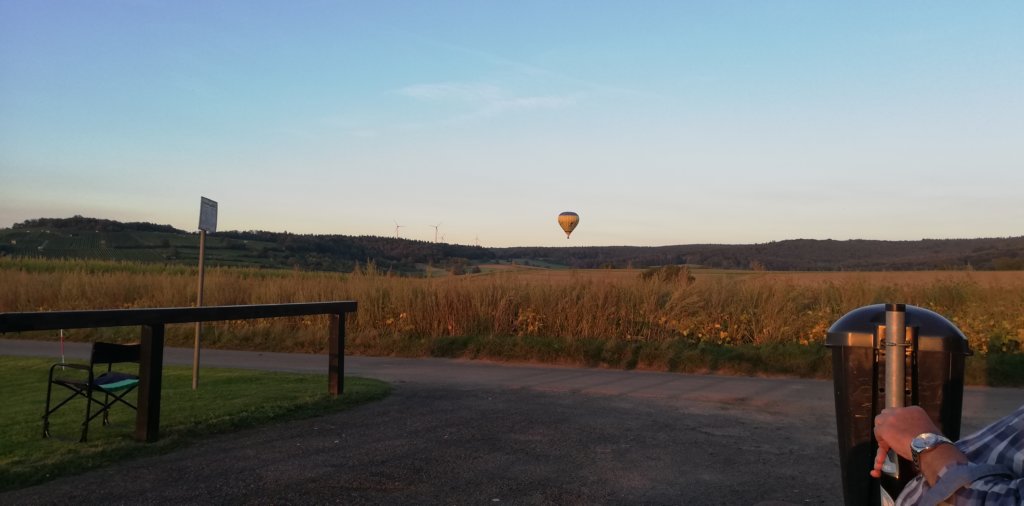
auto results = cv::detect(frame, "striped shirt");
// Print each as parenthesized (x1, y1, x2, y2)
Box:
(897, 403, 1024, 505)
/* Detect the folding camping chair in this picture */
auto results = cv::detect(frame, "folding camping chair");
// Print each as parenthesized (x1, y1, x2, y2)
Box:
(43, 342, 141, 442)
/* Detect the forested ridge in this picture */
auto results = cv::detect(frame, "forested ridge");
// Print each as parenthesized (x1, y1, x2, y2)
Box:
(3, 217, 1022, 272)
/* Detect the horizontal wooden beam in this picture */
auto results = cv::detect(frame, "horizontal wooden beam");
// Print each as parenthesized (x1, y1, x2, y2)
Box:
(0, 301, 357, 332)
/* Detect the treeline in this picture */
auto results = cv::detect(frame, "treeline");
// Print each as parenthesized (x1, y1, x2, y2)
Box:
(4, 217, 1023, 272)
(2, 217, 494, 274)
(216, 230, 495, 273)
(13, 216, 181, 234)
(493, 238, 1024, 271)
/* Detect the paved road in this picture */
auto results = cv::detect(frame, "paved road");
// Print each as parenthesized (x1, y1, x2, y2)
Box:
(2, 339, 1020, 505)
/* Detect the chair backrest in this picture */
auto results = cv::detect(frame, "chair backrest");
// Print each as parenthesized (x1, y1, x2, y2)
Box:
(90, 342, 141, 366)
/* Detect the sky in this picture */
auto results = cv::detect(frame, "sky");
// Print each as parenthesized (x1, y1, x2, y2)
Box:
(1, 1, 1021, 247)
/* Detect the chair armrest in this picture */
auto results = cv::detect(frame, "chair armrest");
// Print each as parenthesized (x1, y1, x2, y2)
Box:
(48, 362, 91, 381)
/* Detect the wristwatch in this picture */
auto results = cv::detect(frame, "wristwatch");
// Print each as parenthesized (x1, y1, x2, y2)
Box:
(910, 432, 954, 469)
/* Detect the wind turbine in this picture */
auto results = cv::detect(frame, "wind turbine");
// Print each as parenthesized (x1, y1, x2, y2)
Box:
(394, 220, 405, 239)
(430, 222, 442, 242)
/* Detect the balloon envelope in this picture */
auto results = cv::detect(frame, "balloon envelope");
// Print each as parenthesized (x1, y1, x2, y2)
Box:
(557, 212, 579, 238)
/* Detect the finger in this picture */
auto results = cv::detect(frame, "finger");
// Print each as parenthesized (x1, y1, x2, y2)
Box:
(873, 445, 888, 468)
(871, 453, 885, 477)
(877, 440, 890, 454)
(870, 445, 890, 479)
(874, 443, 891, 467)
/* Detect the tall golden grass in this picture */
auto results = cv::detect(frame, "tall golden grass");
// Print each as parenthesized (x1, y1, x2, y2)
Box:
(2, 258, 1022, 380)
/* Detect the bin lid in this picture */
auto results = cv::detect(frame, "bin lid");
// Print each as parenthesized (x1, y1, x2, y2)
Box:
(825, 304, 971, 354)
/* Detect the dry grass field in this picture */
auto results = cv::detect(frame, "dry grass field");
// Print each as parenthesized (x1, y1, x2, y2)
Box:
(2, 257, 1022, 384)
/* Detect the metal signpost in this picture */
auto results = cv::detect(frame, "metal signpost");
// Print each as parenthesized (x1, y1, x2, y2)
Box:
(880, 304, 907, 505)
(194, 197, 217, 390)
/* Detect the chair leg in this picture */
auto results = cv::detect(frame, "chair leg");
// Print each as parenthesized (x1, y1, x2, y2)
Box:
(102, 391, 111, 426)
(42, 378, 54, 439)
(44, 384, 89, 439)
(81, 388, 93, 443)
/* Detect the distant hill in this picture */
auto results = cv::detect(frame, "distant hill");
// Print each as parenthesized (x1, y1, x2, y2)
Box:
(0, 216, 493, 274)
(1, 216, 1022, 273)
(494, 238, 1024, 270)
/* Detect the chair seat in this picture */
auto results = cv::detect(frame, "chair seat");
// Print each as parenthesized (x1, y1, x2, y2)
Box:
(94, 372, 139, 391)
(52, 372, 139, 391)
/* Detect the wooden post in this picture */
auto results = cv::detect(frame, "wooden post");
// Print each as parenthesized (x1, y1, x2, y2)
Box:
(328, 313, 345, 397)
(192, 229, 206, 390)
(137, 323, 165, 443)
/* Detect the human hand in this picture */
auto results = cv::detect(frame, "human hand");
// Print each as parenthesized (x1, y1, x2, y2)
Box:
(870, 406, 941, 479)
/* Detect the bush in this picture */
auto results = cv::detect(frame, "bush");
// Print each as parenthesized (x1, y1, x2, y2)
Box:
(640, 265, 695, 285)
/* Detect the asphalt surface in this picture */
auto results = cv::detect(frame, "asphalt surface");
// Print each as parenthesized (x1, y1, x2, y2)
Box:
(3, 339, 1021, 505)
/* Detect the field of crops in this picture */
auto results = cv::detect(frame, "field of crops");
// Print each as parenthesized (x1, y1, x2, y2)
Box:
(2, 257, 1022, 385)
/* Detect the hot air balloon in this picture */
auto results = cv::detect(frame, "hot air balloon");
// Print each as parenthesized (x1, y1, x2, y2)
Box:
(557, 212, 579, 239)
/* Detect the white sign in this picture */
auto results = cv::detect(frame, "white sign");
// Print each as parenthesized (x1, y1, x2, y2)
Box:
(198, 197, 218, 233)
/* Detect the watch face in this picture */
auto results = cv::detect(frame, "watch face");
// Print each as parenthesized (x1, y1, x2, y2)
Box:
(913, 432, 952, 453)
(912, 433, 938, 452)
(911, 432, 952, 469)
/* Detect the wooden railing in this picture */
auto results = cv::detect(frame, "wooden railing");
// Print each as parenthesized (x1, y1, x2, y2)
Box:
(0, 301, 358, 442)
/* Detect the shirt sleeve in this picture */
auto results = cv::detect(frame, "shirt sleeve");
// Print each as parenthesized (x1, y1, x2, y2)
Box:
(898, 404, 1024, 506)
(921, 462, 1021, 505)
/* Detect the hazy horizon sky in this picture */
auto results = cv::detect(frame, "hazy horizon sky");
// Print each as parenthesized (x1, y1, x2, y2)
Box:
(2, 1, 1021, 247)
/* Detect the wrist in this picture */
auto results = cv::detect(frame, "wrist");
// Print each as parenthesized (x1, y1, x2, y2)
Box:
(918, 443, 968, 486)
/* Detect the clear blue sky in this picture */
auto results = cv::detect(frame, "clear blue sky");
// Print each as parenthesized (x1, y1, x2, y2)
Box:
(1, 1, 1021, 247)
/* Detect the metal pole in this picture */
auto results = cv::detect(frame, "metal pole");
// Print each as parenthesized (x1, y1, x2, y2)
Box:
(192, 229, 206, 390)
(881, 303, 907, 481)
(884, 303, 907, 410)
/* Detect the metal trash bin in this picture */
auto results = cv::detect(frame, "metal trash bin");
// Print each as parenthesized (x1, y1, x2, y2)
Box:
(825, 303, 972, 505)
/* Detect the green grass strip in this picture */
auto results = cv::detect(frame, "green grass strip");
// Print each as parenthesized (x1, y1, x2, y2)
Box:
(0, 356, 391, 492)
